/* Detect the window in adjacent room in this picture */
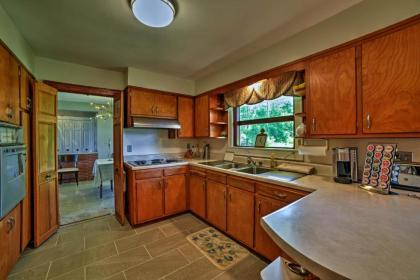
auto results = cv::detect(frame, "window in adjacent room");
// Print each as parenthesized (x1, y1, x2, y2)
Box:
(233, 95, 295, 148)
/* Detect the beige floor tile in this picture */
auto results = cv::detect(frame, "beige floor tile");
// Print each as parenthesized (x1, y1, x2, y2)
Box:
(105, 272, 126, 280)
(47, 242, 117, 279)
(172, 215, 205, 231)
(12, 240, 84, 273)
(85, 229, 136, 249)
(85, 245, 151, 280)
(124, 249, 189, 280)
(8, 262, 51, 280)
(49, 267, 85, 280)
(212, 255, 267, 280)
(145, 232, 189, 257)
(134, 219, 172, 234)
(177, 244, 204, 263)
(115, 228, 165, 253)
(21, 233, 59, 256)
(160, 222, 184, 237)
(164, 257, 222, 280)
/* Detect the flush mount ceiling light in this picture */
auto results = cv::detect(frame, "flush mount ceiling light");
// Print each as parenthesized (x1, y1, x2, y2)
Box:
(131, 0, 175, 28)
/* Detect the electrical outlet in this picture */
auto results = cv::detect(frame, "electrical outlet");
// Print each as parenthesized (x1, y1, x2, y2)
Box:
(127, 145, 132, 153)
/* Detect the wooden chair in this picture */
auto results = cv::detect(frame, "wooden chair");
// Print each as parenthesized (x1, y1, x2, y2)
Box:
(58, 154, 79, 186)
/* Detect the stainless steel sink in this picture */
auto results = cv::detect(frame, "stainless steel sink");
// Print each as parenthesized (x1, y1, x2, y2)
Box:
(198, 160, 227, 166)
(235, 167, 273, 174)
(217, 163, 247, 169)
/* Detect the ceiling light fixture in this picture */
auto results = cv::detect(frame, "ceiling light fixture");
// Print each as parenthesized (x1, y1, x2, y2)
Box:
(131, 0, 175, 28)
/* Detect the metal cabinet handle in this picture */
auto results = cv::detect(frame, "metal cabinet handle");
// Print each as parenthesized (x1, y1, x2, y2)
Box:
(45, 174, 51, 180)
(274, 191, 287, 199)
(223, 190, 226, 200)
(6, 218, 15, 232)
(151, 106, 154, 113)
(229, 192, 232, 201)
(5, 105, 13, 119)
(156, 107, 159, 114)
(257, 201, 261, 214)
(312, 118, 316, 132)
(366, 114, 372, 129)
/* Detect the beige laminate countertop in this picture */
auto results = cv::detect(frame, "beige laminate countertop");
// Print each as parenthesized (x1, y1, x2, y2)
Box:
(124, 159, 420, 280)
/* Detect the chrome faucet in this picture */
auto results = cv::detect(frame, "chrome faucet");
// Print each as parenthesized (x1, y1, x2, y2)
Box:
(247, 156, 257, 167)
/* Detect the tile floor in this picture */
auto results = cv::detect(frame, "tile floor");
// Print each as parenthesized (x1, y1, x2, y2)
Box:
(59, 180, 114, 225)
(8, 213, 267, 280)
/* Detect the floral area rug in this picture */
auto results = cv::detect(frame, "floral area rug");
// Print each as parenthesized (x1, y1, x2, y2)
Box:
(186, 227, 249, 270)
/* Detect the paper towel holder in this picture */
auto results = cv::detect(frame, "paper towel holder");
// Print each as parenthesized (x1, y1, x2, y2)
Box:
(297, 139, 329, 156)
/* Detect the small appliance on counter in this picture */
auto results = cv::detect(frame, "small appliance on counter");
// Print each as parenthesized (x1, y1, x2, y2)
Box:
(332, 147, 358, 184)
(202, 144, 210, 160)
(391, 163, 420, 192)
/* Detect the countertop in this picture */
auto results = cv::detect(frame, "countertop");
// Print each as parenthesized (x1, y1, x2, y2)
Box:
(124, 159, 420, 280)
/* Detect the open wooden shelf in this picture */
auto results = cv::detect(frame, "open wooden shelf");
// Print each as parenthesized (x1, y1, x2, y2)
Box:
(209, 94, 228, 138)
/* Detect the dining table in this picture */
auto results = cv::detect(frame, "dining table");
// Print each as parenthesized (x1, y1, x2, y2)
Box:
(92, 158, 114, 198)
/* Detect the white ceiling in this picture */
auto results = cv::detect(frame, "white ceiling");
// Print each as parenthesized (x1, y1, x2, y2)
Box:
(1, 0, 362, 79)
(58, 92, 113, 104)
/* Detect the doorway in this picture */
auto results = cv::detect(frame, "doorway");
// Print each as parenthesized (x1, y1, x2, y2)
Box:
(57, 92, 114, 225)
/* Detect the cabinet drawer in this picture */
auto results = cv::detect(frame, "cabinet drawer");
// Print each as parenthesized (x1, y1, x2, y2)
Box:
(227, 176, 255, 192)
(135, 169, 163, 179)
(256, 183, 308, 203)
(164, 166, 188, 176)
(206, 171, 227, 184)
(190, 167, 206, 177)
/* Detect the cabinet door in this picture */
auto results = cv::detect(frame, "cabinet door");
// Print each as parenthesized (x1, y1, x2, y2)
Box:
(308, 47, 357, 135)
(20, 67, 32, 111)
(362, 23, 420, 133)
(255, 195, 287, 261)
(164, 174, 187, 215)
(72, 120, 82, 153)
(62, 120, 73, 153)
(194, 95, 209, 137)
(227, 186, 254, 247)
(206, 180, 227, 231)
(0, 205, 21, 279)
(189, 174, 206, 218)
(82, 120, 92, 153)
(129, 88, 156, 117)
(21, 111, 32, 250)
(155, 93, 177, 119)
(136, 178, 164, 222)
(0, 45, 20, 125)
(178, 96, 194, 138)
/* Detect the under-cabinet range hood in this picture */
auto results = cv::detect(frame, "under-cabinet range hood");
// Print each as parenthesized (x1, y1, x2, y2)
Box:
(132, 117, 181, 129)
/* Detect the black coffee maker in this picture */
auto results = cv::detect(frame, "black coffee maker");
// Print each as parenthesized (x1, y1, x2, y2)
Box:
(333, 147, 358, 184)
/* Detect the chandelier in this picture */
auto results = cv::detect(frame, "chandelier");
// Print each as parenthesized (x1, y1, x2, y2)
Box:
(90, 101, 112, 120)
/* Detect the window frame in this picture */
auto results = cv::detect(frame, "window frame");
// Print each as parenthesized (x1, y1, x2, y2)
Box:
(233, 97, 295, 149)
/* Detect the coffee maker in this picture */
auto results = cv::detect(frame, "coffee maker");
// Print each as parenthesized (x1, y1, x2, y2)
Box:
(333, 147, 358, 184)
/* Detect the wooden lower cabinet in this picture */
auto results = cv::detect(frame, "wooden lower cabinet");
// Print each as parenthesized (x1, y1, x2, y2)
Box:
(0, 205, 21, 279)
(206, 180, 227, 231)
(254, 195, 288, 261)
(227, 186, 254, 248)
(189, 174, 206, 219)
(164, 174, 187, 215)
(136, 178, 164, 222)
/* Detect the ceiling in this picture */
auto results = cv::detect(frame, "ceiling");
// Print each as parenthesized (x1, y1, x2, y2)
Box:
(58, 92, 113, 104)
(1, 0, 362, 79)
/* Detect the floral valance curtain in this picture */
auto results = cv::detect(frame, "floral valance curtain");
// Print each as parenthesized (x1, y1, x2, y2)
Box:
(224, 71, 304, 109)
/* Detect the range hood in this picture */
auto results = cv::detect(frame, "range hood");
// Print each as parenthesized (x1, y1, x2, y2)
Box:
(132, 117, 181, 129)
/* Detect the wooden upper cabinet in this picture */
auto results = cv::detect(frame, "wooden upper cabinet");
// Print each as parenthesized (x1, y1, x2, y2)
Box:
(20, 67, 33, 111)
(178, 96, 194, 138)
(0, 44, 20, 125)
(308, 47, 357, 135)
(206, 180, 227, 231)
(189, 174, 206, 219)
(136, 178, 164, 222)
(164, 174, 187, 215)
(195, 94, 209, 137)
(362, 22, 420, 134)
(227, 186, 254, 248)
(128, 87, 177, 119)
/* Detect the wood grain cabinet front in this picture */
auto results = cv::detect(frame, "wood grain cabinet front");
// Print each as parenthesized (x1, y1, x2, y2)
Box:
(177, 96, 194, 138)
(188, 174, 206, 219)
(136, 178, 165, 223)
(226, 186, 254, 248)
(362, 22, 420, 134)
(164, 174, 187, 215)
(0, 205, 21, 280)
(0, 44, 20, 125)
(206, 180, 227, 231)
(308, 47, 357, 136)
(254, 195, 288, 261)
(194, 94, 209, 137)
(128, 87, 177, 119)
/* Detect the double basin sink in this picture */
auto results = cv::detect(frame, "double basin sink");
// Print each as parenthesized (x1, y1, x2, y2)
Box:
(198, 160, 306, 182)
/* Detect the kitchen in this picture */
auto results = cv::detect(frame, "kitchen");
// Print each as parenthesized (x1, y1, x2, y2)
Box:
(0, 0, 420, 279)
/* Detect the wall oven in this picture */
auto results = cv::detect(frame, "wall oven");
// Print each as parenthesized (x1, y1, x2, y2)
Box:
(0, 144, 26, 219)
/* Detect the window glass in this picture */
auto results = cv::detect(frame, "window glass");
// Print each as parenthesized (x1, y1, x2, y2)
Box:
(238, 96, 293, 121)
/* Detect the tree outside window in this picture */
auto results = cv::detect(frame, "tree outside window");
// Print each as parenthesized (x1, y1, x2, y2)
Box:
(234, 96, 294, 148)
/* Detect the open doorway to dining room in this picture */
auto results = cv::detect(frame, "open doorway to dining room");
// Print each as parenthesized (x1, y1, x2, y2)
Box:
(57, 91, 114, 225)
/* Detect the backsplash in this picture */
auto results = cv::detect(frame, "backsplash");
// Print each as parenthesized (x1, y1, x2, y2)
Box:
(0, 124, 22, 145)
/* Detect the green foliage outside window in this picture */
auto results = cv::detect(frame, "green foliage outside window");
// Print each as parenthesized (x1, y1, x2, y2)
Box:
(237, 96, 294, 148)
